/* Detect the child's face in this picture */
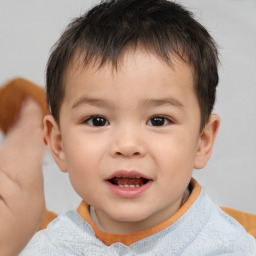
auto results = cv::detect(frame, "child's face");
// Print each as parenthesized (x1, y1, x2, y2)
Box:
(45, 50, 218, 234)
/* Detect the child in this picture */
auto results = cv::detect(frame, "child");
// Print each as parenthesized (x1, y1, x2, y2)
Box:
(22, 0, 256, 255)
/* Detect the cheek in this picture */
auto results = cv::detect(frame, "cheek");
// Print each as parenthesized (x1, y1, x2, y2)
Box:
(151, 131, 198, 172)
(62, 132, 107, 179)
(153, 134, 197, 199)
(65, 145, 100, 173)
(64, 142, 102, 199)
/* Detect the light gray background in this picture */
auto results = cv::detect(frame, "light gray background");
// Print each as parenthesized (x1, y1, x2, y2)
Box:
(0, 0, 255, 214)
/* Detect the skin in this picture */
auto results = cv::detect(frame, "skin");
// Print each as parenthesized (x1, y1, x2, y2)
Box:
(44, 49, 220, 234)
(0, 98, 45, 256)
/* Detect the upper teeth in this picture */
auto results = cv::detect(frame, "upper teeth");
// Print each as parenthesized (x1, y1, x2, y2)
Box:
(118, 184, 141, 188)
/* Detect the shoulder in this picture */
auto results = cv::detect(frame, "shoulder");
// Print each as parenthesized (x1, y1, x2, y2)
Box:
(189, 190, 256, 254)
(20, 210, 97, 255)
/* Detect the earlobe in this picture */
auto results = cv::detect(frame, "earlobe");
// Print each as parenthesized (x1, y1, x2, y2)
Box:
(194, 114, 220, 169)
(43, 115, 67, 172)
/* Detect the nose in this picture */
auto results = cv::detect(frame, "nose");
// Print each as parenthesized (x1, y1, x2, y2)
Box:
(110, 127, 146, 158)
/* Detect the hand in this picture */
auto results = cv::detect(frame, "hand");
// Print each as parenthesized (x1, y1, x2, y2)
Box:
(0, 98, 45, 256)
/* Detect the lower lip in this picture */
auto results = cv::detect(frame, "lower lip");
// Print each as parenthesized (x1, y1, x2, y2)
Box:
(106, 180, 152, 198)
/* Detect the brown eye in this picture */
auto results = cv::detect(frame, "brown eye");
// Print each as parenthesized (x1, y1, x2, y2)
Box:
(85, 116, 109, 126)
(147, 116, 170, 126)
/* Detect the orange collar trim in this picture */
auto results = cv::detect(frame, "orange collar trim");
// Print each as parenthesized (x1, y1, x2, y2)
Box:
(77, 178, 201, 246)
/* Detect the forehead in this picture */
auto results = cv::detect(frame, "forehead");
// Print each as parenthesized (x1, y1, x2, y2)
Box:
(61, 49, 198, 112)
(63, 48, 195, 90)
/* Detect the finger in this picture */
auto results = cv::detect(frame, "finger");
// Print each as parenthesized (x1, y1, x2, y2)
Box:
(5, 97, 45, 147)
(13, 97, 43, 131)
(0, 97, 45, 181)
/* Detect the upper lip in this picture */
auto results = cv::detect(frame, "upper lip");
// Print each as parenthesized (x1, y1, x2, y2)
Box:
(106, 170, 150, 180)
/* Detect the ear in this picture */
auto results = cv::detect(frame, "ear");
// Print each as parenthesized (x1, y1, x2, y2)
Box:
(43, 115, 67, 173)
(194, 114, 220, 169)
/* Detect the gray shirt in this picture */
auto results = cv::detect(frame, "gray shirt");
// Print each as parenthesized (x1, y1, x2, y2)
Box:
(21, 189, 256, 256)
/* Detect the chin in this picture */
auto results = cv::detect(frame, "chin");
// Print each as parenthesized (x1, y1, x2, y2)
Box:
(109, 208, 151, 223)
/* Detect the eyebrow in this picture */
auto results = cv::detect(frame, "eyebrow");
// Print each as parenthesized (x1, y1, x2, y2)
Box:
(72, 96, 184, 110)
(72, 97, 114, 109)
(142, 97, 184, 108)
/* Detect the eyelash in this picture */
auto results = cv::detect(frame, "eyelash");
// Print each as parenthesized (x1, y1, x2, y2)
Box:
(82, 115, 173, 127)
(146, 116, 173, 127)
(83, 115, 109, 127)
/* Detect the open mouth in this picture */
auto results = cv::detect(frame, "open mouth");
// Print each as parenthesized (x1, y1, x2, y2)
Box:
(108, 177, 149, 188)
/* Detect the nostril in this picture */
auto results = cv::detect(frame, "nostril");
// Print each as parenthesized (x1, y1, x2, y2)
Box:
(115, 151, 141, 157)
